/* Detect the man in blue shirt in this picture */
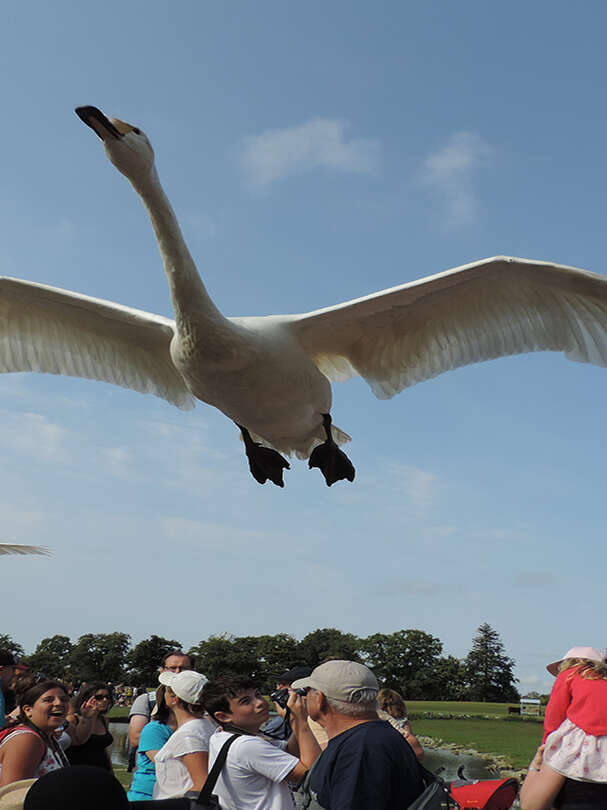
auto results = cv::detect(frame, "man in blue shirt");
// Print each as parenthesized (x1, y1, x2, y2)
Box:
(0, 650, 16, 729)
(292, 660, 424, 810)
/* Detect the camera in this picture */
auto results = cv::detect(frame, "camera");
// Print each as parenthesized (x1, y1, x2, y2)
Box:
(270, 687, 308, 709)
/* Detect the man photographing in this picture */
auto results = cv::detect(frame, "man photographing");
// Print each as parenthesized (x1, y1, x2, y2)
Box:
(292, 660, 424, 810)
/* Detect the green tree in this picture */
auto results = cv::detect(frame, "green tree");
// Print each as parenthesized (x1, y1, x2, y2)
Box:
(255, 634, 300, 689)
(27, 635, 73, 679)
(434, 655, 467, 700)
(192, 634, 262, 682)
(464, 623, 519, 702)
(127, 635, 183, 686)
(68, 632, 131, 683)
(0, 634, 24, 658)
(361, 629, 443, 698)
(298, 628, 362, 667)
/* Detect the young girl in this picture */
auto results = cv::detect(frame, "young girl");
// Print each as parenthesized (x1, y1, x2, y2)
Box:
(542, 645, 607, 782)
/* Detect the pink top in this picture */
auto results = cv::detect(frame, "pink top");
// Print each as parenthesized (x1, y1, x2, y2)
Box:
(543, 669, 607, 741)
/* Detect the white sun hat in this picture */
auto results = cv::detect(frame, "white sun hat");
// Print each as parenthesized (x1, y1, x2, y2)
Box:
(546, 646, 605, 676)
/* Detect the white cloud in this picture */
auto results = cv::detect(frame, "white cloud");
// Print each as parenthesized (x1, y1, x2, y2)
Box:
(238, 119, 380, 186)
(161, 517, 268, 551)
(389, 463, 438, 511)
(0, 410, 70, 463)
(101, 446, 131, 478)
(422, 131, 493, 228)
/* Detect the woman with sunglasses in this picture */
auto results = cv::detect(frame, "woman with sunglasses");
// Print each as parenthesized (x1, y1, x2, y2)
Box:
(0, 678, 70, 786)
(66, 682, 114, 770)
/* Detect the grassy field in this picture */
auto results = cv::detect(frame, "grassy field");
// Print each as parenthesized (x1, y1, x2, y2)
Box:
(114, 767, 132, 791)
(407, 700, 522, 717)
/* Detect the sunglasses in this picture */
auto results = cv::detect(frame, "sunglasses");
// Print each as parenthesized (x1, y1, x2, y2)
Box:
(93, 693, 110, 701)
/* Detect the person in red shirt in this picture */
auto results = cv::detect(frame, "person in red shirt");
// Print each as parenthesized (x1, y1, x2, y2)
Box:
(520, 646, 607, 810)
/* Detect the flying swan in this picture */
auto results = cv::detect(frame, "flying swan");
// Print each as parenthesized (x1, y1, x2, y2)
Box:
(1, 105, 607, 488)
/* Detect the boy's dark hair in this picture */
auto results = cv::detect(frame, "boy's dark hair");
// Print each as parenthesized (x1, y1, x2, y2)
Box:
(201, 676, 258, 721)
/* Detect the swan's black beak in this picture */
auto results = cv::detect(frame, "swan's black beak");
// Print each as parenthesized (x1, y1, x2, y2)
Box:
(75, 106, 122, 141)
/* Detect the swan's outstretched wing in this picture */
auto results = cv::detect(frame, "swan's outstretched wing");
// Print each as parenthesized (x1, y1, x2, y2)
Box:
(289, 256, 607, 398)
(0, 543, 51, 556)
(0, 278, 195, 409)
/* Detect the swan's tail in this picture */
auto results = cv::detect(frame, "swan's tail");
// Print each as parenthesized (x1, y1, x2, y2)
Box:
(243, 423, 351, 460)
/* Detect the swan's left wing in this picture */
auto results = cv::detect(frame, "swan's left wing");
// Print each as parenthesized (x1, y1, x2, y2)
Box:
(289, 256, 607, 398)
(0, 277, 195, 409)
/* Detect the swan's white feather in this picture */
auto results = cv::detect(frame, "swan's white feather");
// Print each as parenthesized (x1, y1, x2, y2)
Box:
(0, 277, 195, 410)
(290, 256, 607, 398)
(0, 543, 51, 556)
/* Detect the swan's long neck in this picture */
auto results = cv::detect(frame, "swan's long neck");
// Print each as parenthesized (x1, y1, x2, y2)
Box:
(132, 168, 224, 327)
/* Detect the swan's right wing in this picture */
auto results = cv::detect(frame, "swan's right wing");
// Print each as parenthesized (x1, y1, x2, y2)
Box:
(0, 277, 195, 409)
(289, 256, 607, 399)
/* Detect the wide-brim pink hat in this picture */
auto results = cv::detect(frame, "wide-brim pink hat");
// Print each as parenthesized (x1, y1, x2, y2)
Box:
(546, 646, 605, 676)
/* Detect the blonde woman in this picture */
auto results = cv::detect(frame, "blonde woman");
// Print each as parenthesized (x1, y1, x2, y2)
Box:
(377, 688, 424, 761)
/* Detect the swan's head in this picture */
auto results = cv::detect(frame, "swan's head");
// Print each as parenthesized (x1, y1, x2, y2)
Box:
(75, 106, 155, 182)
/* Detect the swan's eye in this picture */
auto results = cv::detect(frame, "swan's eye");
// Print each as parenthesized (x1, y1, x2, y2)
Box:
(132, 127, 141, 135)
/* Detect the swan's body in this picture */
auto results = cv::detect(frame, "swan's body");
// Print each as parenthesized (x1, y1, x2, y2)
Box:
(2, 105, 607, 486)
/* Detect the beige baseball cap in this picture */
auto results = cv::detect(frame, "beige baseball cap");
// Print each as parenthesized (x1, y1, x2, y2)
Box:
(0, 779, 36, 810)
(292, 660, 378, 702)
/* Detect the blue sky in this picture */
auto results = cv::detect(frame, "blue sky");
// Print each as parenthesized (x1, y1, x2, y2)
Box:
(1, 1, 605, 694)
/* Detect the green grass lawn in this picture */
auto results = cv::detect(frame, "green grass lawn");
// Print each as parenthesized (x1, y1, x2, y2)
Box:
(407, 700, 523, 717)
(413, 717, 543, 769)
(113, 767, 132, 791)
(108, 706, 130, 721)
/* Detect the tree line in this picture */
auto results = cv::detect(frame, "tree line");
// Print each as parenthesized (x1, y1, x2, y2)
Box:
(0, 622, 519, 703)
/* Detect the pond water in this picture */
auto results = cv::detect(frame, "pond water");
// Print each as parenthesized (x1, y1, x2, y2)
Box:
(423, 747, 496, 780)
(109, 722, 130, 768)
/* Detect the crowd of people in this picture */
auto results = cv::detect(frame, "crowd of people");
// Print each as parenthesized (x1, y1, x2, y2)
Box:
(0, 643, 605, 809)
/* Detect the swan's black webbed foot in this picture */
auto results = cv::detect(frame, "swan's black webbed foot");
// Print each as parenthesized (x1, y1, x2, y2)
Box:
(238, 424, 290, 487)
(308, 414, 356, 487)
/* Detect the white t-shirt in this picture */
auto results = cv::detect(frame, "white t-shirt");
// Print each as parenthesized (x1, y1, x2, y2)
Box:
(208, 730, 298, 810)
(153, 716, 216, 799)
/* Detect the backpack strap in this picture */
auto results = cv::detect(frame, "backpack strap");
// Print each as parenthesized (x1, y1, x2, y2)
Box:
(296, 758, 324, 810)
(195, 734, 240, 806)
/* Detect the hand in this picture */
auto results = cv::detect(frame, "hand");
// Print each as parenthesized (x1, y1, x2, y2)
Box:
(529, 744, 545, 771)
(81, 698, 100, 718)
(273, 701, 288, 719)
(287, 689, 308, 723)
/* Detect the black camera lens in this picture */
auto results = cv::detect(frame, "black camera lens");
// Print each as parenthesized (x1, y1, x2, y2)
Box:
(270, 688, 290, 709)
